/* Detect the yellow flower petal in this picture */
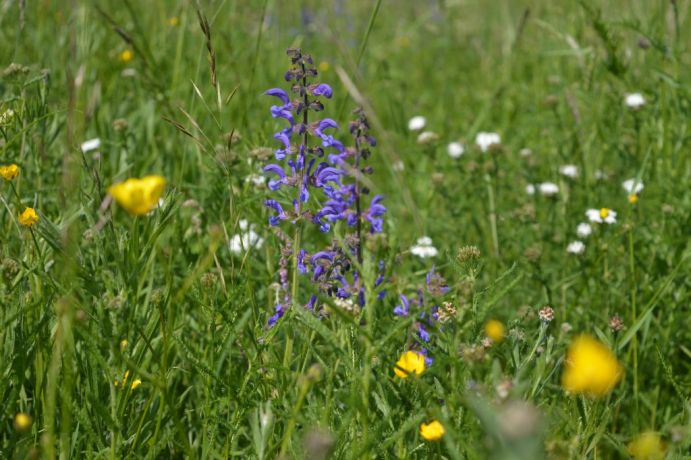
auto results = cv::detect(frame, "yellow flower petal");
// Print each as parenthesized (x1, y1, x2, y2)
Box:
(420, 420, 445, 441)
(561, 334, 622, 397)
(18, 208, 39, 227)
(108, 175, 166, 216)
(0, 163, 20, 181)
(484, 319, 505, 343)
(628, 432, 666, 460)
(394, 350, 426, 378)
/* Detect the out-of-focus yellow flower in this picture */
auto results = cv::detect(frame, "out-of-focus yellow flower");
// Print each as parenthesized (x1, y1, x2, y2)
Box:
(19, 208, 39, 227)
(13, 412, 32, 432)
(119, 49, 134, 63)
(114, 370, 141, 390)
(420, 420, 445, 441)
(394, 350, 425, 378)
(397, 36, 411, 48)
(628, 194, 639, 205)
(318, 61, 330, 72)
(108, 175, 166, 216)
(168, 16, 179, 26)
(561, 334, 622, 397)
(484, 319, 505, 343)
(120, 339, 128, 352)
(627, 432, 666, 460)
(0, 164, 19, 181)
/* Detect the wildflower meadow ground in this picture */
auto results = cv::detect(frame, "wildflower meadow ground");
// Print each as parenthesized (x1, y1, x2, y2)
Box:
(1, 1, 690, 458)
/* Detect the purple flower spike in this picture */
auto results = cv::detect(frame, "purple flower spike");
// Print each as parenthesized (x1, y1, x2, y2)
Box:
(268, 303, 286, 327)
(265, 199, 287, 226)
(311, 83, 333, 98)
(264, 164, 287, 190)
(393, 294, 410, 317)
(265, 88, 290, 105)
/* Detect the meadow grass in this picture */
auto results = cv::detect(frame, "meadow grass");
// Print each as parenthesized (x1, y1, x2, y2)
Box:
(1, 0, 690, 458)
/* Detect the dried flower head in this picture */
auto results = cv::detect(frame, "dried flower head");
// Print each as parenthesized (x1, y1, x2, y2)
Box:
(608, 315, 625, 332)
(539, 306, 554, 323)
(457, 245, 480, 263)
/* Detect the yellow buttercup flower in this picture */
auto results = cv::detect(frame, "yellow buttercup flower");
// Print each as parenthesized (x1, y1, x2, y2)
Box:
(627, 432, 666, 460)
(130, 378, 142, 390)
(18, 208, 39, 227)
(0, 163, 20, 181)
(13, 412, 32, 432)
(114, 370, 141, 390)
(420, 420, 445, 441)
(484, 319, 505, 343)
(561, 334, 622, 397)
(394, 350, 425, 378)
(119, 49, 134, 63)
(108, 175, 166, 216)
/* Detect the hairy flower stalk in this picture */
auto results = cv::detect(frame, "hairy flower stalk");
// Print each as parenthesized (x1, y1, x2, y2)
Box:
(262, 49, 385, 327)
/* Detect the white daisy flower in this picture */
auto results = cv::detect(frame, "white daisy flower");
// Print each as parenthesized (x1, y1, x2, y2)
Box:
(410, 236, 438, 258)
(407, 116, 426, 131)
(586, 208, 617, 224)
(447, 142, 465, 158)
(576, 223, 592, 238)
(539, 182, 559, 196)
(416, 131, 439, 145)
(526, 184, 536, 195)
(559, 164, 579, 179)
(81, 138, 101, 153)
(566, 240, 585, 254)
(475, 132, 501, 153)
(624, 93, 645, 109)
(622, 178, 644, 194)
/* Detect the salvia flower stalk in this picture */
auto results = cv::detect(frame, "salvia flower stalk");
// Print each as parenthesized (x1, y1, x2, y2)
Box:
(262, 48, 386, 327)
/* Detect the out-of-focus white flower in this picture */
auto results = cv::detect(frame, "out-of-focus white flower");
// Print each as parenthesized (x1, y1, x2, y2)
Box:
(392, 160, 405, 172)
(229, 221, 264, 254)
(475, 132, 501, 152)
(576, 223, 592, 238)
(586, 208, 617, 224)
(408, 116, 426, 131)
(121, 68, 137, 78)
(410, 236, 438, 258)
(559, 164, 579, 179)
(0, 109, 15, 124)
(567, 240, 585, 254)
(81, 138, 101, 153)
(526, 184, 536, 195)
(622, 178, 644, 194)
(625, 93, 645, 109)
(539, 182, 559, 196)
(447, 142, 465, 158)
(417, 131, 438, 145)
(594, 169, 607, 180)
(519, 148, 532, 157)
(245, 173, 265, 188)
